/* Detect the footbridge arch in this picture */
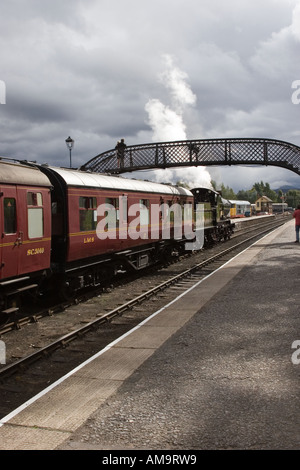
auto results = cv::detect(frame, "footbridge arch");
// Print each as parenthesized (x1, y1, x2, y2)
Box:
(80, 138, 300, 176)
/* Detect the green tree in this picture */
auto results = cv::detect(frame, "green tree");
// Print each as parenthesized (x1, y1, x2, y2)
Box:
(236, 189, 257, 204)
(211, 180, 217, 190)
(252, 181, 278, 201)
(219, 184, 237, 200)
(175, 181, 191, 189)
(286, 189, 300, 208)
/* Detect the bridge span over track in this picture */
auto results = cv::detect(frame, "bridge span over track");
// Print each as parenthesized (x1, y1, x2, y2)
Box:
(80, 138, 300, 176)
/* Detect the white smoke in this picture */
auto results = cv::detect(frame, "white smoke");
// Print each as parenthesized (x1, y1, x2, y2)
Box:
(159, 54, 197, 112)
(145, 99, 187, 141)
(145, 54, 212, 189)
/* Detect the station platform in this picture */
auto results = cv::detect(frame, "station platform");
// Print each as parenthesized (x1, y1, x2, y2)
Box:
(0, 219, 299, 450)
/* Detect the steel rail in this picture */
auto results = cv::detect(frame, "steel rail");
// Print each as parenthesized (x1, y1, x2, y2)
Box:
(0, 215, 284, 336)
(0, 218, 287, 380)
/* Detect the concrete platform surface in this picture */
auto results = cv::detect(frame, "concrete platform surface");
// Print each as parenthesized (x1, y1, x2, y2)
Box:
(0, 220, 299, 450)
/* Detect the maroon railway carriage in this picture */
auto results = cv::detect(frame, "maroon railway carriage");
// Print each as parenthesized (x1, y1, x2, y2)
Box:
(0, 160, 233, 321)
(39, 165, 194, 295)
(0, 160, 52, 317)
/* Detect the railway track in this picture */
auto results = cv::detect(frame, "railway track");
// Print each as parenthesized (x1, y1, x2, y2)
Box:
(0, 214, 285, 336)
(0, 215, 290, 418)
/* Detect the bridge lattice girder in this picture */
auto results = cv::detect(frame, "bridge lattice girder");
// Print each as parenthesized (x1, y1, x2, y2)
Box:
(79, 138, 300, 176)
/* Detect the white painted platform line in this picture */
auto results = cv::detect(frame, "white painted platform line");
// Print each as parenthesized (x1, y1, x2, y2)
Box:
(0, 223, 287, 428)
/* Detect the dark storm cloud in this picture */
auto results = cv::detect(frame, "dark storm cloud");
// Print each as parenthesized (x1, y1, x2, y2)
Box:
(0, 0, 299, 189)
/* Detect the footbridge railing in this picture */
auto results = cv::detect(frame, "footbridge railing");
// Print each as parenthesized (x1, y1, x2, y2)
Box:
(79, 138, 300, 176)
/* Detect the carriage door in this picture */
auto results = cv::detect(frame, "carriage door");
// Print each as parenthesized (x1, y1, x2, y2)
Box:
(0, 186, 20, 280)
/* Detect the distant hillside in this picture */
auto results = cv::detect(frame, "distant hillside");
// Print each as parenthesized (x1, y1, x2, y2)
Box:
(274, 185, 300, 192)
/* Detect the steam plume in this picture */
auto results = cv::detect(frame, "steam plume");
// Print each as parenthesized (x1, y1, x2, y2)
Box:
(145, 54, 212, 189)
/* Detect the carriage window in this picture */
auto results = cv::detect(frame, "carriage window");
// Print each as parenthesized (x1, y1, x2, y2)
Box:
(27, 192, 43, 238)
(184, 202, 193, 221)
(120, 196, 127, 224)
(27, 192, 43, 206)
(161, 200, 175, 222)
(4, 198, 16, 233)
(105, 198, 119, 230)
(139, 199, 149, 225)
(79, 196, 97, 231)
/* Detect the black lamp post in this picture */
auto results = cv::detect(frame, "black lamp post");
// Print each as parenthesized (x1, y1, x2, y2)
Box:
(65, 136, 74, 168)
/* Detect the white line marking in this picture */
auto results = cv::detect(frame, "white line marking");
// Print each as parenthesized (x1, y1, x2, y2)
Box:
(0, 225, 281, 427)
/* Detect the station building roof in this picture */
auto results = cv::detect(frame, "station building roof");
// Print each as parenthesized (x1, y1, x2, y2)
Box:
(227, 200, 251, 206)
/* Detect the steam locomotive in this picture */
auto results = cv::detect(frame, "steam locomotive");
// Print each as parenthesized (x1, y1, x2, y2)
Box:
(0, 159, 233, 320)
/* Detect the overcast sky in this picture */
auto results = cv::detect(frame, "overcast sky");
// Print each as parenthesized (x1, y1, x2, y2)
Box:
(0, 0, 300, 191)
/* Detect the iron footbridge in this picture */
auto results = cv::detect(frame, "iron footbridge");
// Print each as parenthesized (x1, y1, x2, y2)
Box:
(80, 137, 300, 176)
